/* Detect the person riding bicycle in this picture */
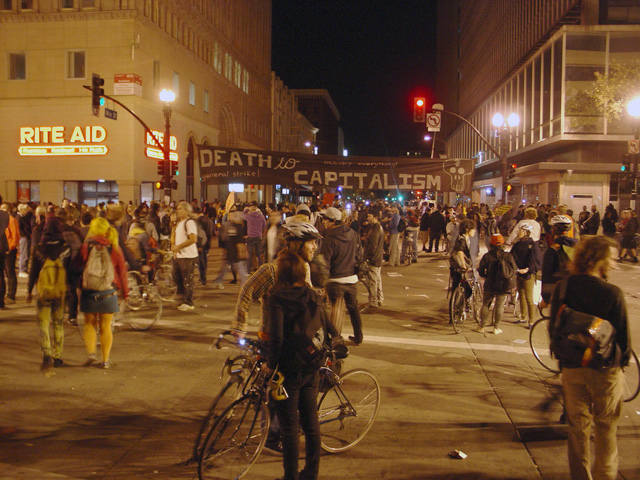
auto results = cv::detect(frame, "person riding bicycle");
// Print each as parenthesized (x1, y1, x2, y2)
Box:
(449, 219, 476, 298)
(540, 214, 577, 308)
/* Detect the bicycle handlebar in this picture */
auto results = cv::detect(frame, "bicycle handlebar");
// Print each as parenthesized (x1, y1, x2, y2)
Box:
(214, 330, 264, 350)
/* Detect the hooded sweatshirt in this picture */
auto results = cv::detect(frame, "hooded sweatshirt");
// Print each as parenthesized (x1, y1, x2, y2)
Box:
(320, 224, 359, 282)
(267, 286, 336, 373)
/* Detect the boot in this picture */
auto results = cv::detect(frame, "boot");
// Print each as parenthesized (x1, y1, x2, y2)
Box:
(40, 355, 53, 372)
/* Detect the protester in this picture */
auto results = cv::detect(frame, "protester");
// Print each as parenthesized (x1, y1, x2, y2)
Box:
(80, 217, 129, 369)
(541, 214, 578, 306)
(449, 219, 475, 297)
(476, 233, 517, 334)
(549, 235, 630, 480)
(386, 204, 401, 266)
(1, 203, 20, 305)
(172, 201, 199, 311)
(241, 201, 267, 273)
(0, 198, 9, 310)
(195, 207, 215, 285)
(17, 203, 33, 278)
(361, 211, 384, 311)
(618, 209, 638, 263)
(509, 223, 542, 328)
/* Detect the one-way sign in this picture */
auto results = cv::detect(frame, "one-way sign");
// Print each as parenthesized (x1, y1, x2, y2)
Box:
(105, 108, 117, 120)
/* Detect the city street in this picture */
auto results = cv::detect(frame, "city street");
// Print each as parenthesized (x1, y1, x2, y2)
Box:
(1, 247, 639, 480)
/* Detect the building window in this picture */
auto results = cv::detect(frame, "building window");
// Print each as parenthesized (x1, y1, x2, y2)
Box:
(67, 50, 85, 79)
(204, 89, 209, 113)
(1, 1, 12, 11)
(153, 60, 160, 88)
(242, 69, 249, 94)
(172, 71, 179, 97)
(61, 0, 74, 8)
(189, 81, 195, 105)
(20, 0, 32, 10)
(17, 181, 39, 203)
(81, 0, 94, 8)
(9, 53, 26, 80)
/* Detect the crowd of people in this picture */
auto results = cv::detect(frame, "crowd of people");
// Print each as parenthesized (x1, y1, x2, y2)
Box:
(0, 194, 635, 480)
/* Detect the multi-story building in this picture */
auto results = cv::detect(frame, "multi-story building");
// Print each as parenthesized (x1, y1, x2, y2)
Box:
(437, 0, 640, 211)
(0, 0, 274, 206)
(293, 89, 343, 156)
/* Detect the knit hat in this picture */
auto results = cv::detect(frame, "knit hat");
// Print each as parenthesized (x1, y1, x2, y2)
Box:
(490, 233, 504, 246)
(40, 217, 65, 244)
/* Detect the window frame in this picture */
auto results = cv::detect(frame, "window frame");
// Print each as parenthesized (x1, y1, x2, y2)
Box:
(66, 50, 86, 80)
(8, 52, 26, 81)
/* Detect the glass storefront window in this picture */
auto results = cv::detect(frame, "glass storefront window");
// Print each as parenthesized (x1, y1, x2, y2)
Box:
(607, 32, 640, 135)
(17, 181, 39, 203)
(552, 38, 563, 136)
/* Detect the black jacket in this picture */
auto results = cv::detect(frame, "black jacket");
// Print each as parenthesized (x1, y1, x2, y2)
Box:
(429, 211, 446, 234)
(320, 224, 360, 280)
(541, 236, 578, 302)
(364, 223, 384, 267)
(510, 237, 542, 280)
(478, 248, 517, 294)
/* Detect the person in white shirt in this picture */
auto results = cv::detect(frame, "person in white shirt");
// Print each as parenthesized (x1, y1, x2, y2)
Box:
(171, 201, 198, 311)
(507, 207, 541, 244)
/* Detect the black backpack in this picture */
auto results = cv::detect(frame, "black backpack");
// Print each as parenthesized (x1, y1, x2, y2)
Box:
(550, 277, 617, 368)
(494, 250, 517, 291)
(288, 297, 329, 372)
(397, 217, 407, 233)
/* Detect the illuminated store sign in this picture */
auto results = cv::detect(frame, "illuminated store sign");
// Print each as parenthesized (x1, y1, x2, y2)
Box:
(145, 131, 178, 162)
(18, 126, 108, 156)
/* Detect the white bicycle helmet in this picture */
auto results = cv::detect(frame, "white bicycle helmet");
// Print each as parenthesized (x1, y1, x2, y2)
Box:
(549, 214, 572, 225)
(283, 221, 322, 241)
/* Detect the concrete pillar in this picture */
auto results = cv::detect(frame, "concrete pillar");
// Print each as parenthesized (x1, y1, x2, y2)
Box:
(117, 179, 140, 205)
(39, 181, 65, 205)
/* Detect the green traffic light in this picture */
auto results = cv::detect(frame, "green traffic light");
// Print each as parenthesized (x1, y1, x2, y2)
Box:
(99, 97, 105, 106)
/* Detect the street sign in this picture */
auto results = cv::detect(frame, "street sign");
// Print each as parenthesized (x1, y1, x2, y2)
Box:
(629, 139, 639, 155)
(427, 111, 441, 132)
(104, 108, 117, 120)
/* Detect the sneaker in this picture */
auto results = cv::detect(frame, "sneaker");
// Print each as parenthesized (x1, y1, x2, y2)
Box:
(524, 323, 532, 330)
(102, 360, 112, 369)
(5, 298, 15, 305)
(493, 328, 503, 335)
(474, 327, 485, 333)
(67, 318, 78, 326)
(53, 358, 64, 368)
(83, 354, 97, 367)
(177, 303, 195, 311)
(229, 279, 237, 284)
(213, 283, 224, 290)
(40, 355, 53, 372)
(263, 440, 283, 455)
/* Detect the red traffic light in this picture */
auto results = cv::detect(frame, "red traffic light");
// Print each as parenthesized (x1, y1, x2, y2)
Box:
(510, 163, 517, 169)
(413, 97, 426, 123)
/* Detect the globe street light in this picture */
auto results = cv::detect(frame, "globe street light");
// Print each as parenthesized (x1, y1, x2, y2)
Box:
(160, 89, 175, 202)
(492, 112, 520, 203)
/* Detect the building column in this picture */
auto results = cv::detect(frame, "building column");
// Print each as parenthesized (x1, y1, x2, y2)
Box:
(39, 181, 65, 206)
(118, 179, 140, 205)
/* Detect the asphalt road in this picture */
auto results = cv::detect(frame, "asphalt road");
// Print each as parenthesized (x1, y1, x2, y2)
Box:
(1, 247, 639, 480)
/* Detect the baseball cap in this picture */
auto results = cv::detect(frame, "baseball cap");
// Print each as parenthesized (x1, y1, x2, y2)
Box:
(295, 203, 311, 216)
(320, 206, 342, 222)
(490, 234, 505, 246)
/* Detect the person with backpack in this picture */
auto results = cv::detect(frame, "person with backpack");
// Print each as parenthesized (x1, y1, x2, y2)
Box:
(449, 219, 476, 299)
(80, 217, 129, 369)
(26, 217, 74, 372)
(171, 201, 199, 312)
(510, 223, 543, 328)
(428, 205, 447, 253)
(541, 214, 578, 308)
(55, 208, 84, 326)
(265, 252, 339, 480)
(476, 233, 517, 335)
(195, 207, 214, 285)
(548, 235, 631, 480)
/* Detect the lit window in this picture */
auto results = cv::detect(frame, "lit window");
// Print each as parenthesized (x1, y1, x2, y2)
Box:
(67, 51, 85, 79)
(204, 89, 209, 113)
(9, 53, 26, 80)
(173, 71, 179, 96)
(189, 81, 195, 105)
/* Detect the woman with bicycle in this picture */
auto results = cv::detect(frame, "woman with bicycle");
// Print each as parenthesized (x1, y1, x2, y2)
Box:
(449, 219, 476, 298)
(265, 252, 337, 480)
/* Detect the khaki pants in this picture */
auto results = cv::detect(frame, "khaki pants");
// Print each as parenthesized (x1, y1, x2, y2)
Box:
(562, 367, 623, 480)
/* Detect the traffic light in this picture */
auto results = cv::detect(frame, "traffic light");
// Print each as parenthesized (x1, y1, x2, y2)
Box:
(505, 184, 513, 193)
(91, 73, 105, 117)
(413, 97, 426, 123)
(170, 161, 178, 177)
(622, 154, 631, 174)
(157, 160, 165, 176)
(507, 162, 517, 181)
(154, 180, 164, 190)
(170, 179, 178, 190)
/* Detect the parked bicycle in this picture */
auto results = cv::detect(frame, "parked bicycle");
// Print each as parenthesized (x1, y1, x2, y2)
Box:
(529, 308, 640, 402)
(449, 269, 483, 333)
(153, 250, 177, 301)
(196, 331, 381, 480)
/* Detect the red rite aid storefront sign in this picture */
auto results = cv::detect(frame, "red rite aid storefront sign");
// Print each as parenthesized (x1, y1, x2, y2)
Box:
(18, 126, 108, 156)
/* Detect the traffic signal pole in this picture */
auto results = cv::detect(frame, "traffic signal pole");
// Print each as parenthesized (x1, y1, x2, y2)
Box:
(83, 84, 171, 203)
(162, 103, 172, 202)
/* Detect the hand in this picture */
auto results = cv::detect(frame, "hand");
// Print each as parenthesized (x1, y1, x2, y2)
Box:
(171, 245, 180, 253)
(518, 268, 529, 274)
(231, 330, 245, 340)
(539, 299, 548, 309)
(26, 293, 33, 304)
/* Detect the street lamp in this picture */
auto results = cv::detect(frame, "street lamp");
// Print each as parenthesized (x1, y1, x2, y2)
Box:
(492, 112, 520, 203)
(627, 96, 640, 216)
(159, 89, 175, 203)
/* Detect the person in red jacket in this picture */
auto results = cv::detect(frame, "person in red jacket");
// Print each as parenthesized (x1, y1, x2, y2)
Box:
(1, 202, 20, 305)
(79, 217, 129, 369)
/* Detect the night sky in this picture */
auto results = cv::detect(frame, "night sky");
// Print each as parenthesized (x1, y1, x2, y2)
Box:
(271, 0, 437, 158)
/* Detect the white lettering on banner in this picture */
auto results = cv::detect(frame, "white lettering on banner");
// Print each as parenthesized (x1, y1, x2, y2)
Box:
(200, 149, 212, 167)
(292, 170, 443, 191)
(258, 154, 272, 168)
(309, 171, 322, 184)
(325, 171, 338, 184)
(399, 174, 412, 188)
(383, 174, 398, 189)
(339, 172, 354, 189)
(230, 151, 243, 166)
(354, 173, 367, 189)
(428, 175, 441, 190)
(294, 171, 308, 184)
(214, 150, 226, 166)
(370, 174, 383, 190)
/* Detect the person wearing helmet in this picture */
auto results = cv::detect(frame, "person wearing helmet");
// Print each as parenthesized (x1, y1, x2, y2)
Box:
(507, 206, 541, 244)
(540, 214, 578, 307)
(231, 220, 323, 339)
(510, 223, 542, 328)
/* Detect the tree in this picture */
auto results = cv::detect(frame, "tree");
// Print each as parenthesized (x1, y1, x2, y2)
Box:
(588, 61, 640, 122)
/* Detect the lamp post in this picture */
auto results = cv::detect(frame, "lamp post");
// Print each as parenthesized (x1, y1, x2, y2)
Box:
(159, 89, 175, 204)
(491, 112, 520, 204)
(627, 96, 640, 216)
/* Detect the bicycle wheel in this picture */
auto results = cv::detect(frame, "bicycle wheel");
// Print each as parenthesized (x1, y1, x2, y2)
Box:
(193, 375, 246, 461)
(122, 285, 162, 331)
(318, 369, 381, 453)
(472, 283, 483, 326)
(198, 396, 269, 480)
(154, 265, 177, 302)
(623, 349, 640, 403)
(449, 286, 466, 333)
(529, 317, 560, 373)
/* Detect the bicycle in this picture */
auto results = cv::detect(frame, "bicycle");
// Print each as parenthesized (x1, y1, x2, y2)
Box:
(529, 311, 640, 402)
(401, 229, 417, 265)
(449, 269, 483, 333)
(153, 250, 177, 302)
(117, 271, 163, 330)
(197, 332, 381, 479)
